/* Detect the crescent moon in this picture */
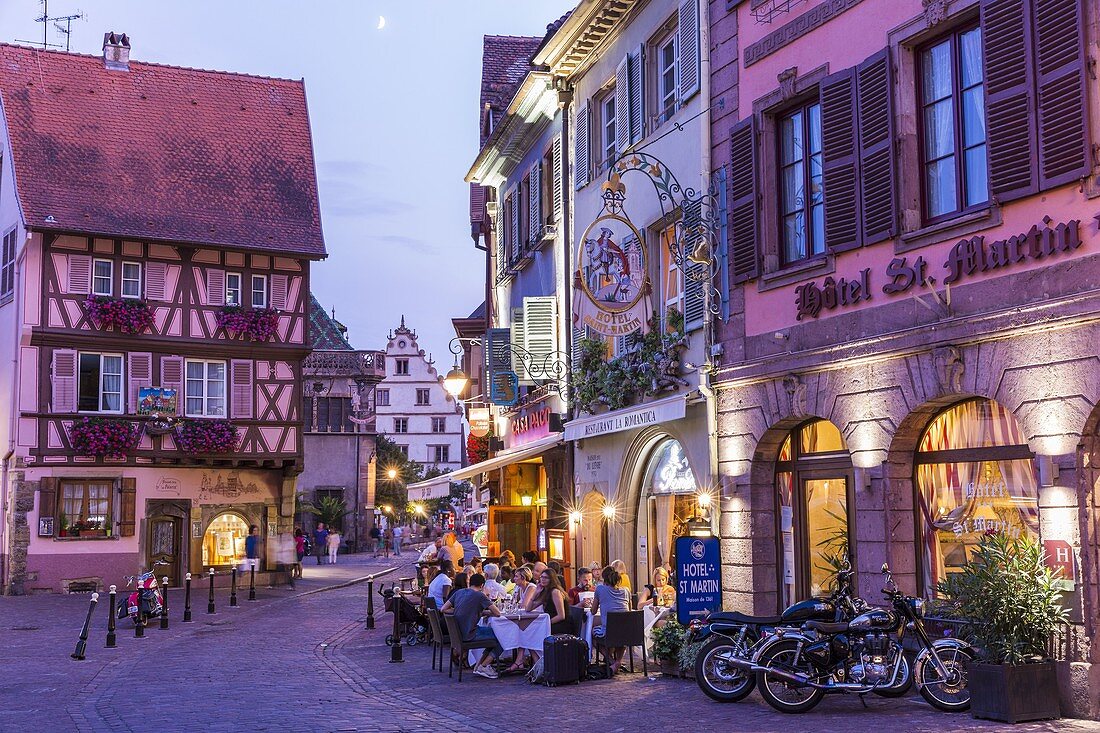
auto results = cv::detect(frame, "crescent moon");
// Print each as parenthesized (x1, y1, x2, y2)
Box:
(377, 16, 386, 30)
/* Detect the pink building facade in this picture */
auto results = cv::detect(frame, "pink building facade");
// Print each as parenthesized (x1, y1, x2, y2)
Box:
(0, 37, 324, 593)
(711, 0, 1098, 716)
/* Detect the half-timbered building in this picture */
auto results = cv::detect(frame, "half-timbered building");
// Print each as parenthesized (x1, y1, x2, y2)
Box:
(0, 34, 325, 593)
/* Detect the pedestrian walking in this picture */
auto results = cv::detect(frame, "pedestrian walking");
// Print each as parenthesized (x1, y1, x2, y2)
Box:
(392, 524, 403, 557)
(243, 525, 261, 572)
(383, 526, 392, 559)
(276, 532, 297, 590)
(293, 528, 305, 578)
(326, 529, 341, 565)
(370, 524, 382, 557)
(313, 522, 328, 566)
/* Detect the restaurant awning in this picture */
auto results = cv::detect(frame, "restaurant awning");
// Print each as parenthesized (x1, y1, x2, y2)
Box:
(405, 433, 564, 501)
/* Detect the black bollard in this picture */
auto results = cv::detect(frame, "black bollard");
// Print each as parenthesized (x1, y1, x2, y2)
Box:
(71, 592, 98, 660)
(366, 577, 375, 630)
(207, 568, 216, 614)
(389, 592, 404, 663)
(105, 585, 117, 648)
(159, 576, 169, 630)
(183, 573, 192, 622)
(230, 567, 239, 607)
(248, 564, 256, 601)
(135, 605, 145, 639)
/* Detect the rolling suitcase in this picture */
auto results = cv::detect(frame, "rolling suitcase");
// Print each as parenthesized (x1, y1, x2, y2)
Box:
(542, 634, 588, 686)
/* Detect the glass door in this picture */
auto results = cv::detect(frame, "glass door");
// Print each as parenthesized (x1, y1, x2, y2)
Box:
(802, 475, 850, 598)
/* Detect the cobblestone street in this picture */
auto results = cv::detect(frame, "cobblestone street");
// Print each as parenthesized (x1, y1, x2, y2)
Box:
(0, 548, 1096, 733)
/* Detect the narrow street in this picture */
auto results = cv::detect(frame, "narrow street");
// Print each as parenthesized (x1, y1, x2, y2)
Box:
(1, 548, 1096, 733)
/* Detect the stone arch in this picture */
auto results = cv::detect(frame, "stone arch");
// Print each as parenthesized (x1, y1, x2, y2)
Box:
(577, 488, 609, 570)
(1075, 403, 1100, 671)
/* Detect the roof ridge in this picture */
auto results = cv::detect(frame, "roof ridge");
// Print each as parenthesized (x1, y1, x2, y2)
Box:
(483, 34, 542, 41)
(0, 42, 304, 86)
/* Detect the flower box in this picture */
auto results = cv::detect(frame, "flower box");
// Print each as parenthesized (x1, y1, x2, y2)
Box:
(83, 296, 155, 335)
(216, 306, 279, 341)
(175, 419, 240, 453)
(69, 417, 141, 459)
(970, 661, 1061, 723)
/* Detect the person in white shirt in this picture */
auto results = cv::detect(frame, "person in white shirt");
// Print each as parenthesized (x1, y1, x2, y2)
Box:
(392, 525, 404, 557)
(482, 563, 508, 600)
(427, 563, 455, 609)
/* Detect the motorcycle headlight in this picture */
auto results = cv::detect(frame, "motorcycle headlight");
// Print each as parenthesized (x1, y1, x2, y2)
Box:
(909, 597, 925, 618)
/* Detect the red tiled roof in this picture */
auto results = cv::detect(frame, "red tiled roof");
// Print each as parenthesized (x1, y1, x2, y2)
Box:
(0, 43, 325, 257)
(480, 35, 541, 146)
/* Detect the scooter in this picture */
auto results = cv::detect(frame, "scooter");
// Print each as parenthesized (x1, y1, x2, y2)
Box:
(117, 561, 168, 626)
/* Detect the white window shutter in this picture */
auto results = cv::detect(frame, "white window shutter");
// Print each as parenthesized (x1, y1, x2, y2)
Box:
(509, 192, 520, 262)
(160, 356, 184, 415)
(522, 296, 557, 383)
(511, 307, 528, 384)
(67, 254, 91, 294)
(127, 352, 153, 413)
(270, 274, 288, 310)
(206, 269, 225, 306)
(630, 45, 646, 144)
(528, 164, 541, 245)
(678, 0, 701, 103)
(145, 262, 167, 301)
(575, 101, 591, 190)
(615, 56, 629, 158)
(552, 136, 563, 221)
(494, 192, 506, 278)
(51, 349, 78, 412)
(571, 325, 584, 372)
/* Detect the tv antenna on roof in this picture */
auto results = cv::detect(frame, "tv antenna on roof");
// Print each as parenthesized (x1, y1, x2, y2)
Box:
(16, 0, 85, 51)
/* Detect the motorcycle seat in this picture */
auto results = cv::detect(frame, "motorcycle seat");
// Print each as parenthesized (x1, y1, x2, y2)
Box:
(804, 620, 849, 634)
(708, 611, 783, 625)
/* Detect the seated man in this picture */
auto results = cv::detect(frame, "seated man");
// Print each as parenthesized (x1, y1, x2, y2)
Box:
(441, 573, 504, 679)
(482, 563, 508, 600)
(567, 567, 596, 608)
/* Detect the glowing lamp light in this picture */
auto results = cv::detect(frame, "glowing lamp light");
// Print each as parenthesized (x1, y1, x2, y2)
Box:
(519, 493, 534, 507)
(443, 364, 469, 399)
(697, 491, 713, 509)
(382, 505, 392, 514)
(568, 510, 582, 524)
(601, 504, 616, 520)
(386, 468, 398, 480)
(413, 504, 426, 516)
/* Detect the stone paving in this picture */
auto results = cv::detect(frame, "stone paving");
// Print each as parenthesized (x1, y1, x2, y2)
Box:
(1, 546, 1098, 732)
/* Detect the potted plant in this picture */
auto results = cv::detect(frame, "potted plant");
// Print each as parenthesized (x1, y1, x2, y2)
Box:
(58, 512, 69, 537)
(71, 519, 103, 537)
(938, 532, 1068, 723)
(83, 295, 155, 334)
(69, 417, 142, 459)
(650, 619, 688, 677)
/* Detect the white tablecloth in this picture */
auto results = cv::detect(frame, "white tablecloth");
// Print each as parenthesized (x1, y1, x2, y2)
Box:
(467, 613, 551, 666)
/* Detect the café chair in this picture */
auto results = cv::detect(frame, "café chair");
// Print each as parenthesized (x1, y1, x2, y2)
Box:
(442, 613, 497, 682)
(424, 600, 449, 673)
(594, 610, 647, 676)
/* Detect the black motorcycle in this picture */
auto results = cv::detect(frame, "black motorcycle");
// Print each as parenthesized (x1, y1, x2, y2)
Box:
(689, 560, 898, 702)
(752, 562, 973, 714)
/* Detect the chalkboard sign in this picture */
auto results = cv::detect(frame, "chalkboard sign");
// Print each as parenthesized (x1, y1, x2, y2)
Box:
(674, 535, 722, 625)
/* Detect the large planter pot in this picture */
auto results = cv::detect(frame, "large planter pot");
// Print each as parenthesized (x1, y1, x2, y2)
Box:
(970, 661, 1061, 723)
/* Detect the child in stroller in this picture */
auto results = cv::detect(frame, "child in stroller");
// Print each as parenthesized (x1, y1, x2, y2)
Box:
(381, 586, 431, 646)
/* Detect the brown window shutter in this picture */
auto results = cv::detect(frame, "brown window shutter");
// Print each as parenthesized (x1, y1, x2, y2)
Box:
(51, 348, 78, 413)
(821, 67, 861, 252)
(67, 254, 92, 294)
(38, 478, 57, 536)
(857, 48, 897, 245)
(230, 359, 254, 419)
(145, 261, 167, 301)
(128, 352, 153, 413)
(160, 356, 184, 415)
(1033, 0, 1090, 190)
(982, 0, 1038, 202)
(728, 116, 759, 282)
(119, 478, 136, 537)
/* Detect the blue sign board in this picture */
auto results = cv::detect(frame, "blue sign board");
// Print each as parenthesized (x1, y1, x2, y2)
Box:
(674, 535, 722, 625)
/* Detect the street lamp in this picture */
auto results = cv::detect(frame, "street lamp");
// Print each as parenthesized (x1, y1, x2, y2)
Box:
(386, 468, 398, 480)
(443, 336, 569, 399)
(443, 362, 469, 399)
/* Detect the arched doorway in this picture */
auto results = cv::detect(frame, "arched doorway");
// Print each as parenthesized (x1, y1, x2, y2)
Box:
(201, 512, 251, 569)
(641, 438, 700, 572)
(914, 398, 1038, 594)
(578, 490, 608, 571)
(775, 419, 852, 605)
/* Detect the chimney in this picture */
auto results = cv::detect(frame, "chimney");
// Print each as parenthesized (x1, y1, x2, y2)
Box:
(102, 32, 130, 71)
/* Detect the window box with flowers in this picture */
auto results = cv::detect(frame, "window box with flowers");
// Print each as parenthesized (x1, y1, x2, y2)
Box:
(69, 519, 108, 538)
(174, 419, 241, 454)
(215, 305, 279, 342)
(83, 296, 155, 335)
(69, 417, 142, 459)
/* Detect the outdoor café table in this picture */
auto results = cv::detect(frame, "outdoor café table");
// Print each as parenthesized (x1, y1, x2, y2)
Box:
(467, 611, 551, 667)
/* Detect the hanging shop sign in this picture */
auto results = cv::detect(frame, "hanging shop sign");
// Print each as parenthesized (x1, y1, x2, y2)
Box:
(675, 535, 722, 624)
(510, 404, 560, 447)
(564, 394, 686, 441)
(469, 408, 491, 438)
(795, 217, 1085, 321)
(573, 194, 654, 337)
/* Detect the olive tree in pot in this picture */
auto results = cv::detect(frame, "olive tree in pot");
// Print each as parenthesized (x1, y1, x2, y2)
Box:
(938, 532, 1068, 723)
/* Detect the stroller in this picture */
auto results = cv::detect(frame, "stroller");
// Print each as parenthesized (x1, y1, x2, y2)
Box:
(381, 586, 431, 647)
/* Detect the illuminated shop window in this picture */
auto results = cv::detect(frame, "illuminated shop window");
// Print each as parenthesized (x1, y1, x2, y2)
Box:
(201, 512, 250, 568)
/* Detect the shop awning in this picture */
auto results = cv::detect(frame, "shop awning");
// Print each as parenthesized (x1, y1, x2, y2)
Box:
(406, 433, 564, 500)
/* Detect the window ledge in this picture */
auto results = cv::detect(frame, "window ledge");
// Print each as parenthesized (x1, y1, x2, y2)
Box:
(896, 206, 1001, 254)
(758, 255, 834, 292)
(53, 535, 120, 541)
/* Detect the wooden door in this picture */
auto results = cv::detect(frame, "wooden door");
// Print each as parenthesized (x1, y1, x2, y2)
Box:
(147, 515, 182, 586)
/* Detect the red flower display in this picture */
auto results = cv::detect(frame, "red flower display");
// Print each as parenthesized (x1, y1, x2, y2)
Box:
(467, 432, 490, 465)
(69, 417, 141, 459)
(83, 296, 155, 335)
(216, 306, 280, 342)
(175, 419, 240, 453)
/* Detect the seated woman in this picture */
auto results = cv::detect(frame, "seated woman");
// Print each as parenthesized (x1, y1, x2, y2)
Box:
(427, 561, 455, 609)
(611, 559, 632, 594)
(638, 567, 676, 609)
(591, 565, 631, 674)
(510, 566, 537, 609)
(505, 569, 569, 674)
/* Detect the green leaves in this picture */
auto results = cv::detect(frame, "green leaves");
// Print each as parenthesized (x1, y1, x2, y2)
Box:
(937, 532, 1069, 665)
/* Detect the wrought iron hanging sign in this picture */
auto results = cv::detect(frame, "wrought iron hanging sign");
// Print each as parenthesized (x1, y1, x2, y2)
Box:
(573, 176, 654, 337)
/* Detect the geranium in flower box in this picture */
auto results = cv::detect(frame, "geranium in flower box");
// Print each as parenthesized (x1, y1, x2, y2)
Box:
(175, 419, 240, 453)
(83, 296, 155, 335)
(69, 417, 141, 459)
(216, 306, 279, 342)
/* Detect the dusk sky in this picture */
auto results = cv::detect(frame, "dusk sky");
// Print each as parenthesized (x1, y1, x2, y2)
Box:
(0, 0, 575, 363)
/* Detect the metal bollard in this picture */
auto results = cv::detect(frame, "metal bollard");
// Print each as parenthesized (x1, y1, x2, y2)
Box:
(105, 585, 117, 648)
(183, 573, 192, 622)
(207, 568, 216, 614)
(230, 567, 239, 607)
(366, 576, 375, 630)
(135, 605, 145, 639)
(248, 565, 256, 601)
(389, 592, 404, 663)
(159, 577, 169, 630)
(71, 592, 99, 660)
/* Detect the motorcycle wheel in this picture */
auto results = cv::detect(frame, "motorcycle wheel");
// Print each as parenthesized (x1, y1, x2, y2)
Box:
(694, 637, 756, 703)
(873, 652, 913, 697)
(755, 638, 825, 714)
(916, 645, 973, 712)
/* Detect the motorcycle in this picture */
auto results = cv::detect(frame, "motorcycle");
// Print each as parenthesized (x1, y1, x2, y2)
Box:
(689, 559, 897, 703)
(117, 561, 168, 626)
(752, 562, 973, 714)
